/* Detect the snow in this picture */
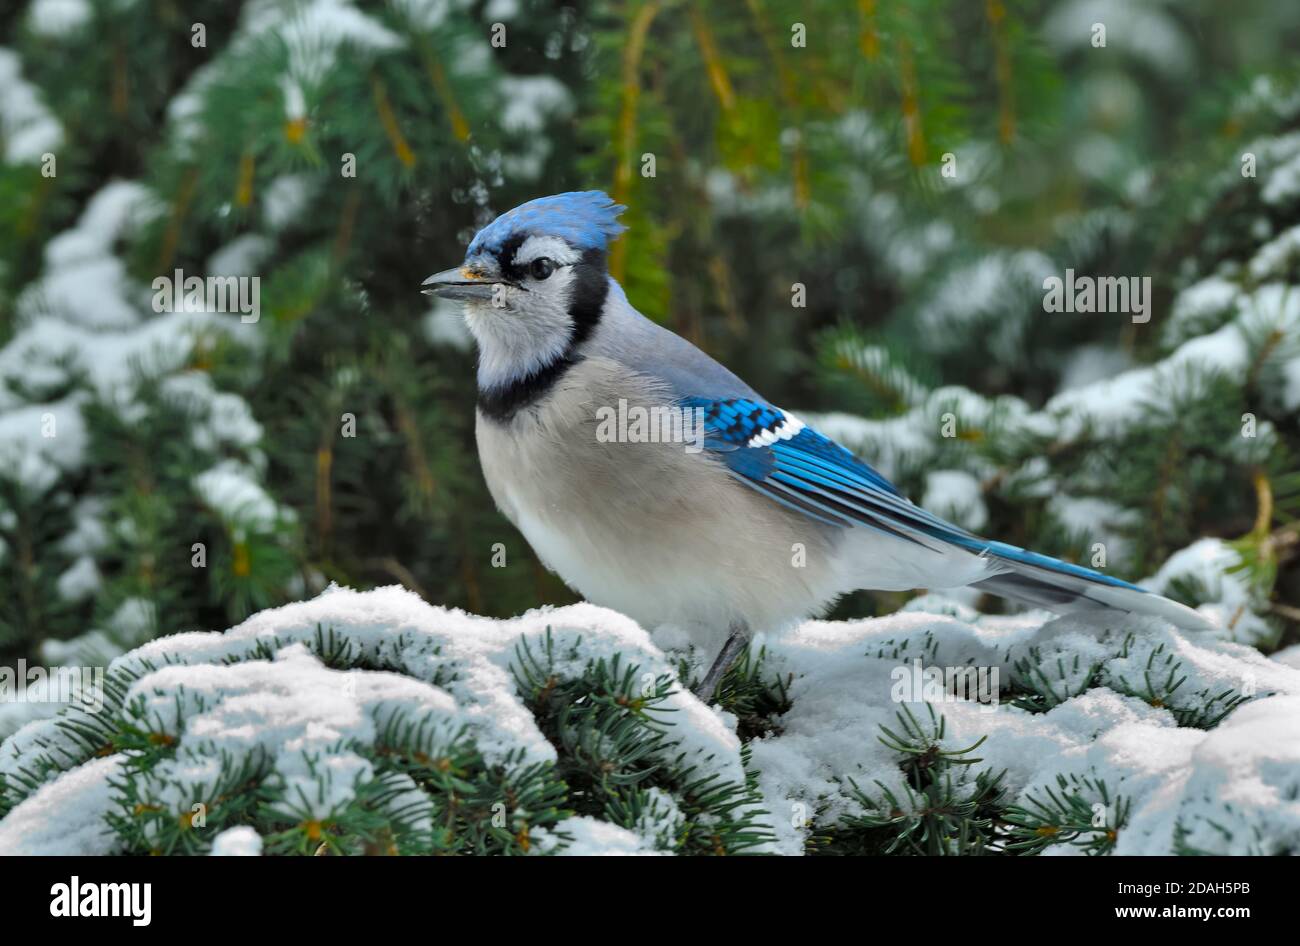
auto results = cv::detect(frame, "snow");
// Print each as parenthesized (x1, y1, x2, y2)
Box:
(167, 0, 418, 143)
(0, 756, 124, 855)
(263, 175, 315, 231)
(810, 385, 1055, 492)
(0, 190, 259, 504)
(1255, 131, 1300, 206)
(751, 605, 1300, 855)
(483, 0, 520, 19)
(0, 48, 62, 163)
(918, 251, 1055, 354)
(1057, 344, 1133, 391)
(0, 311, 248, 467)
(1273, 645, 1300, 671)
(165, 60, 221, 151)
(15, 181, 157, 332)
(1041, 0, 1193, 80)
(1, 12, 1296, 856)
(0, 172, 272, 672)
(498, 76, 574, 178)
(1248, 224, 1300, 281)
(828, 342, 926, 407)
(194, 460, 287, 531)
(45, 180, 155, 267)
(1163, 275, 1241, 348)
(1284, 357, 1300, 414)
(26, 586, 741, 800)
(264, 0, 405, 120)
(161, 0, 410, 136)
(0, 701, 56, 745)
(34, 596, 162, 678)
(3, 584, 1296, 855)
(1142, 539, 1273, 647)
(0, 586, 753, 854)
(0, 400, 87, 493)
(805, 410, 930, 482)
(499, 77, 572, 135)
(104, 597, 158, 649)
(274, 0, 404, 71)
(126, 645, 444, 827)
(1237, 76, 1300, 122)
(27, 259, 144, 332)
(27, 0, 93, 37)
(1046, 282, 1299, 437)
(210, 825, 263, 856)
(58, 498, 109, 557)
(546, 817, 662, 856)
(39, 630, 124, 669)
(161, 373, 264, 454)
(1086, 696, 1300, 855)
(922, 470, 987, 532)
(56, 555, 100, 602)
(1047, 494, 1138, 563)
(208, 235, 272, 278)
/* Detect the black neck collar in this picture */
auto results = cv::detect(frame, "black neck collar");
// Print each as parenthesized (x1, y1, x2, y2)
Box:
(477, 250, 609, 423)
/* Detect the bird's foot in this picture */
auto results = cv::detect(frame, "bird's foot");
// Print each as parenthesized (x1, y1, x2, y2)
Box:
(693, 623, 750, 703)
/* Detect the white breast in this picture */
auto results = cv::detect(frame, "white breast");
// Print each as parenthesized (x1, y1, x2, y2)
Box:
(475, 357, 851, 649)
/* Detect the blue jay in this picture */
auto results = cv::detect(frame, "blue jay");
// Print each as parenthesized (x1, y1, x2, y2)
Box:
(423, 191, 1213, 698)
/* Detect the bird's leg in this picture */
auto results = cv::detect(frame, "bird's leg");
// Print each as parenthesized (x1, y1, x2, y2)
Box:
(693, 621, 750, 702)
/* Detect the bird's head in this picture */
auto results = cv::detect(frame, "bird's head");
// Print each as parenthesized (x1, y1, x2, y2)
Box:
(423, 191, 626, 383)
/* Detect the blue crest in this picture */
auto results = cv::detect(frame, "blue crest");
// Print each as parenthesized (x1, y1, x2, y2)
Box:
(467, 191, 627, 257)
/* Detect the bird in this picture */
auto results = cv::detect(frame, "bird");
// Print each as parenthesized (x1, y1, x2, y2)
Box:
(422, 191, 1214, 699)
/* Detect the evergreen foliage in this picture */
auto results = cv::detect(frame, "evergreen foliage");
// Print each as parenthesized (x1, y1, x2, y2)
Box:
(2, 0, 1300, 855)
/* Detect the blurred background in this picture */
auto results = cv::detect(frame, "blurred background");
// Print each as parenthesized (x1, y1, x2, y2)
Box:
(2, 0, 1299, 704)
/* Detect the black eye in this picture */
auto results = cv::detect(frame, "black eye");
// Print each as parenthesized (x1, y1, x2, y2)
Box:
(529, 257, 556, 280)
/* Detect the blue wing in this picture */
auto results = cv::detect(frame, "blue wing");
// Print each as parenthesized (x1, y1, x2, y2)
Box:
(682, 396, 963, 550)
(681, 396, 1142, 592)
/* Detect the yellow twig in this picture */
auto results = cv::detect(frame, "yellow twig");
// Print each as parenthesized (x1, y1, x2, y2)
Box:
(421, 42, 470, 141)
(689, 6, 735, 111)
(235, 151, 255, 208)
(1252, 468, 1273, 538)
(985, 0, 1016, 143)
(315, 444, 333, 552)
(111, 40, 129, 117)
(858, 0, 880, 60)
(333, 187, 362, 265)
(156, 166, 199, 272)
(897, 38, 927, 166)
(371, 74, 416, 168)
(743, 0, 808, 206)
(610, 0, 663, 281)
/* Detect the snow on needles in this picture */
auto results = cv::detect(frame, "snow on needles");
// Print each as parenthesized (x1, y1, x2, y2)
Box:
(751, 606, 1300, 855)
(0, 48, 62, 163)
(0, 585, 748, 855)
(3, 585, 1299, 855)
(0, 756, 124, 856)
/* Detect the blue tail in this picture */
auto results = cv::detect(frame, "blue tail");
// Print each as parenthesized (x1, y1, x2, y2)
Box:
(970, 540, 1213, 632)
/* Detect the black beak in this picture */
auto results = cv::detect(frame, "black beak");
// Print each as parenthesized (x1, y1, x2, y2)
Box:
(421, 267, 500, 301)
